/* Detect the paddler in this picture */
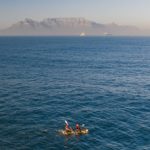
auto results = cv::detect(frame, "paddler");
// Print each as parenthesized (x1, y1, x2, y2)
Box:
(65, 120, 72, 132)
(76, 123, 81, 132)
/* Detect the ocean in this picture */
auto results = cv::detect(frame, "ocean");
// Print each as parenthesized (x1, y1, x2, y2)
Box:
(0, 36, 150, 150)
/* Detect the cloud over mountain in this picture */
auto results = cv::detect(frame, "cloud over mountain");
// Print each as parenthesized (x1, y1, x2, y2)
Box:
(0, 18, 144, 36)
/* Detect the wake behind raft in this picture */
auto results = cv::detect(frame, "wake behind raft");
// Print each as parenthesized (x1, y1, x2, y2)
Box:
(59, 120, 89, 136)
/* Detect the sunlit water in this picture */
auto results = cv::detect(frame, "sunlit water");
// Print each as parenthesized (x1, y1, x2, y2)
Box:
(0, 36, 150, 150)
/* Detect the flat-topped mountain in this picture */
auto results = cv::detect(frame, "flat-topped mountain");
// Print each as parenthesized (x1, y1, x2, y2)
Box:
(0, 18, 142, 36)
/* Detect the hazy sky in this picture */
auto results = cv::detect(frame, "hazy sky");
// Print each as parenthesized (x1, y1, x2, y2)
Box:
(0, 0, 150, 29)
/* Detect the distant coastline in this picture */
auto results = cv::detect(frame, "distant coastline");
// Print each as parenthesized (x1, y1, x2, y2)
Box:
(0, 17, 149, 36)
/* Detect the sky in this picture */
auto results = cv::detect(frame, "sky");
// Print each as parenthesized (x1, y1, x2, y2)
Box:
(0, 0, 150, 29)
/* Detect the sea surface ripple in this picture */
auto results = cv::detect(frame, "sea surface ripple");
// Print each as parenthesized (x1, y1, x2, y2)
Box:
(0, 36, 150, 150)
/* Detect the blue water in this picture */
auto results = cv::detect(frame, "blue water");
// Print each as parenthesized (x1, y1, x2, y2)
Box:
(0, 36, 150, 150)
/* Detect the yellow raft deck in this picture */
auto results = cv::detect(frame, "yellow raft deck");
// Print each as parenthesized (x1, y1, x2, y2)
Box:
(59, 129, 88, 136)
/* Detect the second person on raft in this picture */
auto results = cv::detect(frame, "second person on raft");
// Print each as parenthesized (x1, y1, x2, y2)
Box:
(76, 123, 81, 132)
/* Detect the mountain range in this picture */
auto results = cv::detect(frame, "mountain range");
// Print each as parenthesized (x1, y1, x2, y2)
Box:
(0, 18, 148, 36)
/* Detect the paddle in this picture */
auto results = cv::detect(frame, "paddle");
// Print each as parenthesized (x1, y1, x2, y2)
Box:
(82, 124, 85, 127)
(65, 120, 69, 126)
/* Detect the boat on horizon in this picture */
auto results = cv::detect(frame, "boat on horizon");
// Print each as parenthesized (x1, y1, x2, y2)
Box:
(80, 32, 86, 36)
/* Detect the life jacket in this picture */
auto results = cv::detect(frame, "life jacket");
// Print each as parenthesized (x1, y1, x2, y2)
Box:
(65, 125, 70, 130)
(76, 124, 80, 130)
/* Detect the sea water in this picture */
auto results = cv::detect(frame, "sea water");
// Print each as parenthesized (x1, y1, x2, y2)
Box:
(0, 36, 150, 150)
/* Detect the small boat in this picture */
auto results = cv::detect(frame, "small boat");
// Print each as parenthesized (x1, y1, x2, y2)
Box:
(59, 128, 88, 136)
(80, 32, 86, 36)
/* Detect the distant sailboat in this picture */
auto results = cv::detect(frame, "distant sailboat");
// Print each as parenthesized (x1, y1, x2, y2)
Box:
(80, 32, 86, 36)
(104, 32, 112, 36)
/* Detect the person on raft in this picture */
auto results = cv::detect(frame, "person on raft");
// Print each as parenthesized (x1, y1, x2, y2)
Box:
(65, 120, 73, 132)
(76, 123, 81, 132)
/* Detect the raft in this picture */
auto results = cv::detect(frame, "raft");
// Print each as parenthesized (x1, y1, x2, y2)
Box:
(59, 129, 88, 135)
